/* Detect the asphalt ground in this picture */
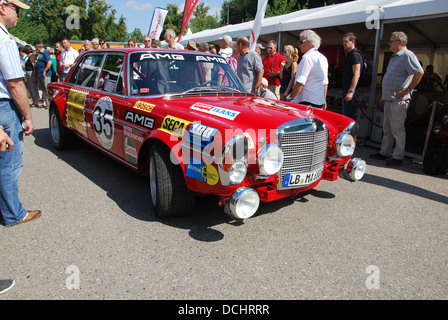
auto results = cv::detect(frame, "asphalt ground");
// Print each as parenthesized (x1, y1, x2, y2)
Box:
(1, 107, 447, 302)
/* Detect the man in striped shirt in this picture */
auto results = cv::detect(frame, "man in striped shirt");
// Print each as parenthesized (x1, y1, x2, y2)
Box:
(0, 0, 42, 227)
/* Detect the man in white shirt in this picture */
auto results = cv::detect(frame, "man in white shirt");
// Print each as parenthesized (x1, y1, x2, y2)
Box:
(162, 29, 184, 50)
(60, 37, 79, 81)
(220, 35, 233, 59)
(288, 30, 329, 108)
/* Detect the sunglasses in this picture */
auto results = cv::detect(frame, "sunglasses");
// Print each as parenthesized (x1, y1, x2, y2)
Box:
(299, 39, 308, 45)
(143, 40, 151, 42)
(99, 42, 104, 45)
(6, 4, 20, 15)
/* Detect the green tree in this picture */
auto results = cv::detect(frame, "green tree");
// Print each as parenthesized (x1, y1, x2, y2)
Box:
(128, 28, 144, 42)
(189, 3, 221, 33)
(162, 4, 184, 37)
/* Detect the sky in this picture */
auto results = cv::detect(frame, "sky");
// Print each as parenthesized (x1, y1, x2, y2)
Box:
(106, 0, 225, 35)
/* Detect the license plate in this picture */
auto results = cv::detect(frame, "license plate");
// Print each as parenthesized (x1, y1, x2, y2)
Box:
(283, 168, 323, 187)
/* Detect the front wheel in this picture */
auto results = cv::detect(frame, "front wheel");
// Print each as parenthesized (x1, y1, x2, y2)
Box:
(149, 143, 195, 218)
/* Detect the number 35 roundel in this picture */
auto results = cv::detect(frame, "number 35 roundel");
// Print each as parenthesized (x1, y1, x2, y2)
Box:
(93, 96, 114, 150)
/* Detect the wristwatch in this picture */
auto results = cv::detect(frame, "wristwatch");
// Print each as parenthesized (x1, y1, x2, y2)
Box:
(348, 89, 354, 93)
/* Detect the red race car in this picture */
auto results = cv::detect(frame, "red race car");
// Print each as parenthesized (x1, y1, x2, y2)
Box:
(47, 48, 366, 220)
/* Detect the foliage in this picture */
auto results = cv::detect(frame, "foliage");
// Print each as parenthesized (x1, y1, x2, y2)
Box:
(8, 0, 128, 46)
(189, 3, 221, 33)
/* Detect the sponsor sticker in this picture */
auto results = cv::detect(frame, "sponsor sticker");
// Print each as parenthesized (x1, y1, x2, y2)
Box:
(67, 89, 88, 135)
(160, 115, 192, 138)
(124, 137, 138, 164)
(185, 158, 219, 186)
(124, 110, 155, 130)
(133, 101, 156, 113)
(187, 122, 218, 150)
(190, 103, 240, 121)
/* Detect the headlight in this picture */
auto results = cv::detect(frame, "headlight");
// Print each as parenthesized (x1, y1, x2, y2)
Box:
(344, 121, 359, 139)
(442, 115, 448, 125)
(225, 187, 260, 220)
(349, 158, 366, 181)
(218, 135, 248, 185)
(335, 132, 355, 157)
(258, 144, 284, 175)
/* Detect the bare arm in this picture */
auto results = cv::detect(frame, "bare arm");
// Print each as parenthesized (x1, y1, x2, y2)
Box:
(6, 78, 34, 135)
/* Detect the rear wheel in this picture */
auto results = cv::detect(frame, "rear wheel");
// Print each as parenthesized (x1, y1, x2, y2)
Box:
(49, 107, 76, 150)
(149, 143, 195, 218)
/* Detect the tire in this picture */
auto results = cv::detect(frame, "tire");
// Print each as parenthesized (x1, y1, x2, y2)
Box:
(49, 107, 76, 150)
(423, 140, 448, 175)
(149, 143, 195, 218)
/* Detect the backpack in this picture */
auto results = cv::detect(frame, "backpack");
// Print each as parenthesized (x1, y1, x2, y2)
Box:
(353, 48, 372, 86)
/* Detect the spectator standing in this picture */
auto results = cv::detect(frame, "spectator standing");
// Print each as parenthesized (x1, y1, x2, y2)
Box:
(255, 43, 264, 56)
(23, 45, 39, 107)
(341, 32, 362, 120)
(220, 35, 233, 59)
(47, 47, 57, 82)
(288, 30, 329, 109)
(186, 40, 197, 51)
(99, 37, 108, 49)
(142, 35, 152, 48)
(0, 0, 42, 227)
(19, 46, 26, 75)
(262, 40, 285, 99)
(370, 31, 424, 167)
(55, 41, 63, 80)
(151, 40, 161, 48)
(127, 38, 136, 48)
(82, 39, 91, 52)
(60, 37, 79, 81)
(91, 38, 100, 50)
(279, 45, 298, 101)
(162, 29, 184, 50)
(236, 36, 263, 95)
(33, 40, 52, 108)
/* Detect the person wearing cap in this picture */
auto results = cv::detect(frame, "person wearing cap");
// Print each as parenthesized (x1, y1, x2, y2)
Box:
(33, 40, 52, 108)
(0, 0, 42, 227)
(255, 43, 264, 55)
(186, 40, 197, 51)
(220, 35, 233, 59)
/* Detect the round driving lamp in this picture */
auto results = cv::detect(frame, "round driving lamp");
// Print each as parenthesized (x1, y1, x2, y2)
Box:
(258, 144, 284, 175)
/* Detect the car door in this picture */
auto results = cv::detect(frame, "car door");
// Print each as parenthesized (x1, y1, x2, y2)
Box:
(65, 52, 105, 138)
(85, 52, 127, 160)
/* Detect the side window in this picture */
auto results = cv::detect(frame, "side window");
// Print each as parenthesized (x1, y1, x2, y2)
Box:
(98, 54, 125, 95)
(69, 54, 104, 88)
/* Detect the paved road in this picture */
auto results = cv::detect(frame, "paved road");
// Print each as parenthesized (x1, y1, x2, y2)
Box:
(1, 107, 447, 300)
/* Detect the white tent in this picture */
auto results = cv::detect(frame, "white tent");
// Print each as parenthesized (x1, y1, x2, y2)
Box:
(181, 0, 448, 140)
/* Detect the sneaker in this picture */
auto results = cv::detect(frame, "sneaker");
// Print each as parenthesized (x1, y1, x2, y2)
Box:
(0, 279, 15, 295)
(386, 158, 403, 167)
(369, 152, 390, 161)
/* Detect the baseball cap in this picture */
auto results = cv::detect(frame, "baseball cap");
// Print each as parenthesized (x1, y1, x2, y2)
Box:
(256, 43, 265, 50)
(0, 0, 30, 9)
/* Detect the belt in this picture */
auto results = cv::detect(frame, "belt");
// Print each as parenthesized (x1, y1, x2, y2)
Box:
(0, 98, 12, 101)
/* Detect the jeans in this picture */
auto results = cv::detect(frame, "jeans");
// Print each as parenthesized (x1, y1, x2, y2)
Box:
(342, 88, 360, 120)
(0, 100, 27, 226)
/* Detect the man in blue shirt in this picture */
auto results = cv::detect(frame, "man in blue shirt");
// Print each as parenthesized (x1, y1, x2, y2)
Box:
(342, 32, 362, 120)
(370, 31, 424, 167)
(33, 40, 52, 108)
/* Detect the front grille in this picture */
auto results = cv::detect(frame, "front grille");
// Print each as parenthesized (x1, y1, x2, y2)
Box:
(277, 120, 327, 189)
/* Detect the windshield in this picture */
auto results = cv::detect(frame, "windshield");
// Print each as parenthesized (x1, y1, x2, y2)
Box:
(128, 51, 246, 96)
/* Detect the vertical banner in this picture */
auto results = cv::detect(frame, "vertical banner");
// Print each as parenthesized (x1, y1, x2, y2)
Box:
(249, 0, 269, 51)
(177, 0, 200, 43)
(148, 7, 169, 40)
